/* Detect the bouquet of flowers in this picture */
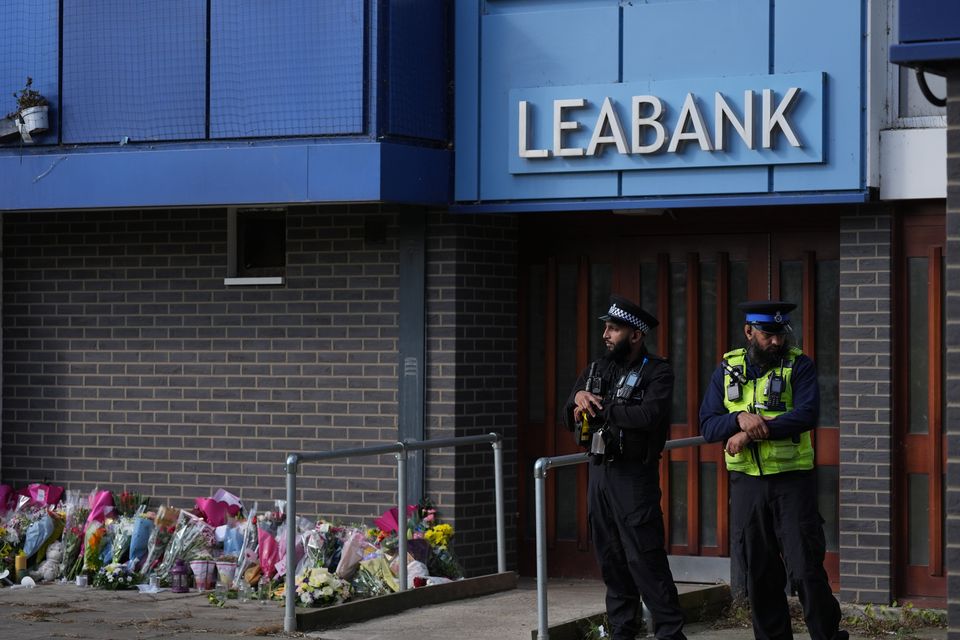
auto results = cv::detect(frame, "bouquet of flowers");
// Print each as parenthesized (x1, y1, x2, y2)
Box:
(126, 510, 153, 571)
(61, 524, 84, 580)
(155, 511, 215, 583)
(112, 509, 141, 565)
(82, 521, 107, 573)
(0, 522, 18, 576)
(349, 564, 391, 599)
(295, 566, 349, 607)
(231, 502, 259, 590)
(141, 506, 178, 575)
(113, 491, 146, 518)
(92, 562, 138, 590)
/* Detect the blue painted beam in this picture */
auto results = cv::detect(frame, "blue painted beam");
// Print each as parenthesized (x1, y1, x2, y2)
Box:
(0, 142, 450, 210)
(449, 190, 870, 214)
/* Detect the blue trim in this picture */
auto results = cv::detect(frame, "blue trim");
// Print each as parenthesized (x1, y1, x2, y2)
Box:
(746, 313, 789, 323)
(890, 41, 960, 68)
(450, 190, 870, 214)
(453, 0, 480, 201)
(0, 141, 450, 211)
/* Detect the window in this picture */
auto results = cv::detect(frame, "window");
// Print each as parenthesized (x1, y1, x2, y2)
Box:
(225, 207, 286, 285)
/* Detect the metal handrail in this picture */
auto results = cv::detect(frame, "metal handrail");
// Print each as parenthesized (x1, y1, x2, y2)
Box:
(533, 435, 707, 640)
(283, 432, 506, 633)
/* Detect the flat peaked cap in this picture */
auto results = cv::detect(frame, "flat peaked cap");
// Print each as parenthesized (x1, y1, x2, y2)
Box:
(738, 300, 796, 335)
(599, 295, 658, 333)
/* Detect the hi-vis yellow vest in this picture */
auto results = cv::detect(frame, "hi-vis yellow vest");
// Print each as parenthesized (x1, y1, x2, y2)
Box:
(721, 347, 814, 476)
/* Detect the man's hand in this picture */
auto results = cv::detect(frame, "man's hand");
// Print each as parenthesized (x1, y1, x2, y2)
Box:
(573, 391, 604, 422)
(724, 431, 753, 456)
(737, 411, 769, 440)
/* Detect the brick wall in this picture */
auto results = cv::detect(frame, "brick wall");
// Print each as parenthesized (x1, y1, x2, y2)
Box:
(425, 212, 518, 576)
(838, 209, 894, 604)
(1, 206, 520, 576)
(946, 69, 960, 640)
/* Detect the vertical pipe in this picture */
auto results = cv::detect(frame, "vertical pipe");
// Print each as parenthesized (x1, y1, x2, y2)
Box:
(491, 435, 506, 573)
(535, 459, 549, 640)
(397, 447, 408, 592)
(284, 455, 298, 633)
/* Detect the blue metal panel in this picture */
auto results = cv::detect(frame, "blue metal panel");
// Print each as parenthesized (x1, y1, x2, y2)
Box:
(454, 0, 481, 200)
(621, 0, 769, 196)
(210, 0, 365, 138)
(900, 0, 960, 43)
(773, 0, 862, 192)
(0, 142, 449, 211)
(0, 1, 59, 144)
(479, 6, 620, 201)
(61, 1, 206, 143)
(386, 0, 448, 141)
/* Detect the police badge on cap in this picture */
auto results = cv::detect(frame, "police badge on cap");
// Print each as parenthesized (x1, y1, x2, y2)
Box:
(738, 300, 796, 335)
(599, 295, 659, 334)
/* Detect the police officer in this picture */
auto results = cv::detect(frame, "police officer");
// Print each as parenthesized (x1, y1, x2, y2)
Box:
(699, 301, 847, 640)
(564, 295, 686, 640)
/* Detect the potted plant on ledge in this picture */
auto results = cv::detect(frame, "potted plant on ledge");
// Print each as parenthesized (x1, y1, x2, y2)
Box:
(10, 77, 49, 138)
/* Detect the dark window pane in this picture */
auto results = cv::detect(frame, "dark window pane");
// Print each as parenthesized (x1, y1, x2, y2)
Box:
(670, 262, 687, 422)
(556, 264, 578, 421)
(816, 465, 839, 552)
(815, 260, 839, 427)
(527, 266, 546, 423)
(590, 264, 613, 363)
(524, 457, 536, 539)
(237, 208, 285, 277)
(727, 260, 748, 351)
(699, 461, 718, 548)
(908, 473, 930, 566)
(556, 466, 577, 540)
(669, 461, 688, 546)
(908, 257, 929, 434)
(779, 260, 803, 348)
(699, 261, 717, 399)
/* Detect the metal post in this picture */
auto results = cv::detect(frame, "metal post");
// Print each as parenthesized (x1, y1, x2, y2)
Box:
(284, 454, 299, 633)
(396, 446, 408, 592)
(491, 433, 506, 573)
(534, 458, 549, 640)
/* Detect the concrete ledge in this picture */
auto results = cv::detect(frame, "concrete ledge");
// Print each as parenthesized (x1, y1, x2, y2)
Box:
(531, 583, 731, 640)
(296, 571, 519, 632)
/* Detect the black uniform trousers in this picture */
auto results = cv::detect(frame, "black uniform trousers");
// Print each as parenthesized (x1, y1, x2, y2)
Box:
(588, 458, 686, 640)
(730, 469, 847, 640)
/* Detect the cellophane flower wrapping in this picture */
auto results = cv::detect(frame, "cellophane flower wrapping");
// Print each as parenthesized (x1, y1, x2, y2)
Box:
(295, 566, 350, 607)
(155, 510, 215, 584)
(93, 562, 138, 590)
(231, 502, 259, 590)
(141, 506, 178, 577)
(349, 564, 391, 598)
(60, 490, 88, 579)
(82, 521, 107, 573)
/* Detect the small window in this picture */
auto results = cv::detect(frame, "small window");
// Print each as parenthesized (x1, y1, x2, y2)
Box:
(225, 207, 285, 285)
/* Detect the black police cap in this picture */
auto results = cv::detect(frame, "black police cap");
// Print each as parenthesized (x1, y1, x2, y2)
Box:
(738, 300, 796, 335)
(599, 295, 659, 333)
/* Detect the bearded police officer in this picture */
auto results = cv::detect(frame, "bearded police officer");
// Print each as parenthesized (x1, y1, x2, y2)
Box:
(699, 301, 847, 640)
(564, 296, 686, 640)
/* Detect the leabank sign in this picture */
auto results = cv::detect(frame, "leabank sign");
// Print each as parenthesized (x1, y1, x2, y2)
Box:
(508, 72, 825, 175)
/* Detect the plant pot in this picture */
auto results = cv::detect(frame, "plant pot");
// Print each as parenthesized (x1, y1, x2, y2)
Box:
(18, 105, 48, 135)
(215, 561, 236, 586)
(189, 560, 214, 591)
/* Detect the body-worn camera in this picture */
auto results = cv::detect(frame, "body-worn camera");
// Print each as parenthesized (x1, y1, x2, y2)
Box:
(721, 361, 747, 402)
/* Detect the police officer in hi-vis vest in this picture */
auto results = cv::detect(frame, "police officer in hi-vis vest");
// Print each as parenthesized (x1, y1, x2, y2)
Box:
(699, 301, 847, 640)
(564, 296, 686, 640)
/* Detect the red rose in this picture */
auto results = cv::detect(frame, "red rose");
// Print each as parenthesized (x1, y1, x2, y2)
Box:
(413, 576, 427, 588)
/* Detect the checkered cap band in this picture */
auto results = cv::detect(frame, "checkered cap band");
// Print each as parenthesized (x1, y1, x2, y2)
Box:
(608, 304, 650, 334)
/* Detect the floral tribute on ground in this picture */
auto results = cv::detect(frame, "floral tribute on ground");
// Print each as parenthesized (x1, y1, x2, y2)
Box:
(0, 483, 464, 608)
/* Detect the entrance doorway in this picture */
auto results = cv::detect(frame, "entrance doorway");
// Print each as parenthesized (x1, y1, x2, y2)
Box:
(516, 210, 840, 588)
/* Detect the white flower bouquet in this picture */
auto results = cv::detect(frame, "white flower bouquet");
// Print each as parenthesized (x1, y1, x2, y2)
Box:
(295, 566, 349, 607)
